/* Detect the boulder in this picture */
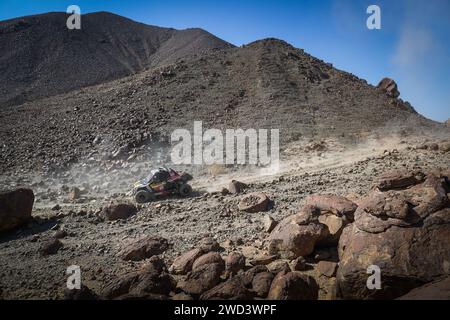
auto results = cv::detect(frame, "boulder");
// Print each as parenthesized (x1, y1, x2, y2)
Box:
(266, 260, 291, 274)
(103, 256, 175, 299)
(192, 252, 224, 271)
(198, 237, 221, 252)
(200, 276, 254, 300)
(305, 194, 357, 218)
(178, 263, 223, 295)
(377, 77, 400, 98)
(169, 248, 204, 275)
(0, 188, 34, 233)
(118, 236, 169, 261)
(68, 187, 81, 201)
(397, 277, 450, 300)
(268, 205, 328, 259)
(225, 252, 246, 275)
(337, 173, 450, 299)
(238, 192, 270, 213)
(263, 214, 278, 233)
(102, 203, 137, 221)
(290, 256, 307, 271)
(252, 272, 274, 298)
(228, 180, 248, 194)
(375, 170, 424, 191)
(267, 271, 319, 300)
(39, 239, 63, 256)
(64, 285, 98, 300)
(316, 261, 338, 277)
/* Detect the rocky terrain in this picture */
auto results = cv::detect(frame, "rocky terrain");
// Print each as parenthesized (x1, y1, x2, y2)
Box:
(0, 12, 449, 300)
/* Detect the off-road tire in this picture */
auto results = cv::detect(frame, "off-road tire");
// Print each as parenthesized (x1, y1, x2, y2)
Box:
(179, 184, 192, 197)
(135, 190, 151, 203)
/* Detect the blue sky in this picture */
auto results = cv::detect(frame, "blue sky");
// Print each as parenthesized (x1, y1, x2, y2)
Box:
(1, 0, 449, 121)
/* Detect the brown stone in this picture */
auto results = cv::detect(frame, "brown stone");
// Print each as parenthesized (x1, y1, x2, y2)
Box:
(192, 252, 224, 272)
(102, 203, 137, 221)
(39, 239, 63, 256)
(225, 252, 245, 274)
(228, 180, 248, 194)
(118, 236, 169, 261)
(178, 263, 223, 295)
(200, 277, 254, 300)
(316, 261, 338, 277)
(305, 194, 357, 218)
(252, 272, 274, 298)
(238, 192, 270, 213)
(0, 188, 34, 233)
(169, 248, 203, 275)
(267, 271, 319, 300)
(268, 205, 328, 259)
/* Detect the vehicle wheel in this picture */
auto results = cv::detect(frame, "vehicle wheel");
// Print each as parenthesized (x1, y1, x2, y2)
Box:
(179, 184, 192, 197)
(135, 190, 151, 203)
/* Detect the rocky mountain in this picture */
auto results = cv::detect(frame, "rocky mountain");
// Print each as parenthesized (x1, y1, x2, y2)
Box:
(0, 11, 233, 106)
(0, 35, 446, 174)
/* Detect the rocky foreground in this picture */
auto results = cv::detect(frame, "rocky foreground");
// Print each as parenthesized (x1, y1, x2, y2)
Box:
(0, 139, 449, 300)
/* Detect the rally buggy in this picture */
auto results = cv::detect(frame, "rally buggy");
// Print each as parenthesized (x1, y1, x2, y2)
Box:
(132, 167, 193, 203)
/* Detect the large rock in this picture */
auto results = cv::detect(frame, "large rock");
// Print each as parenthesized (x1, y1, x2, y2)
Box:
(0, 188, 34, 233)
(102, 203, 137, 221)
(102, 256, 175, 299)
(268, 205, 328, 259)
(267, 271, 319, 300)
(375, 170, 424, 191)
(305, 194, 357, 218)
(252, 272, 274, 298)
(178, 263, 223, 296)
(377, 77, 400, 98)
(238, 192, 270, 213)
(169, 248, 203, 275)
(397, 277, 450, 300)
(228, 180, 248, 194)
(200, 276, 254, 300)
(118, 236, 169, 261)
(337, 173, 450, 299)
(225, 252, 246, 275)
(192, 252, 224, 271)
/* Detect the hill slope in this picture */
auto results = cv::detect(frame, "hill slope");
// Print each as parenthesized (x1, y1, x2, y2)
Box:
(0, 11, 233, 106)
(0, 38, 446, 173)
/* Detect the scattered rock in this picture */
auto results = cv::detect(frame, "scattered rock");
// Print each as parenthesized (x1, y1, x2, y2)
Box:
(68, 187, 81, 201)
(53, 230, 68, 239)
(64, 285, 97, 300)
(169, 248, 203, 275)
(200, 276, 254, 300)
(397, 277, 450, 300)
(263, 214, 277, 233)
(0, 188, 34, 233)
(228, 180, 248, 194)
(238, 192, 270, 213)
(102, 203, 137, 221)
(39, 239, 63, 256)
(316, 261, 338, 277)
(178, 263, 223, 295)
(192, 252, 224, 271)
(266, 260, 291, 274)
(252, 272, 274, 298)
(375, 170, 424, 191)
(290, 257, 307, 271)
(103, 256, 175, 299)
(119, 236, 169, 261)
(268, 205, 328, 259)
(198, 237, 220, 253)
(267, 271, 319, 300)
(305, 194, 357, 218)
(225, 252, 245, 275)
